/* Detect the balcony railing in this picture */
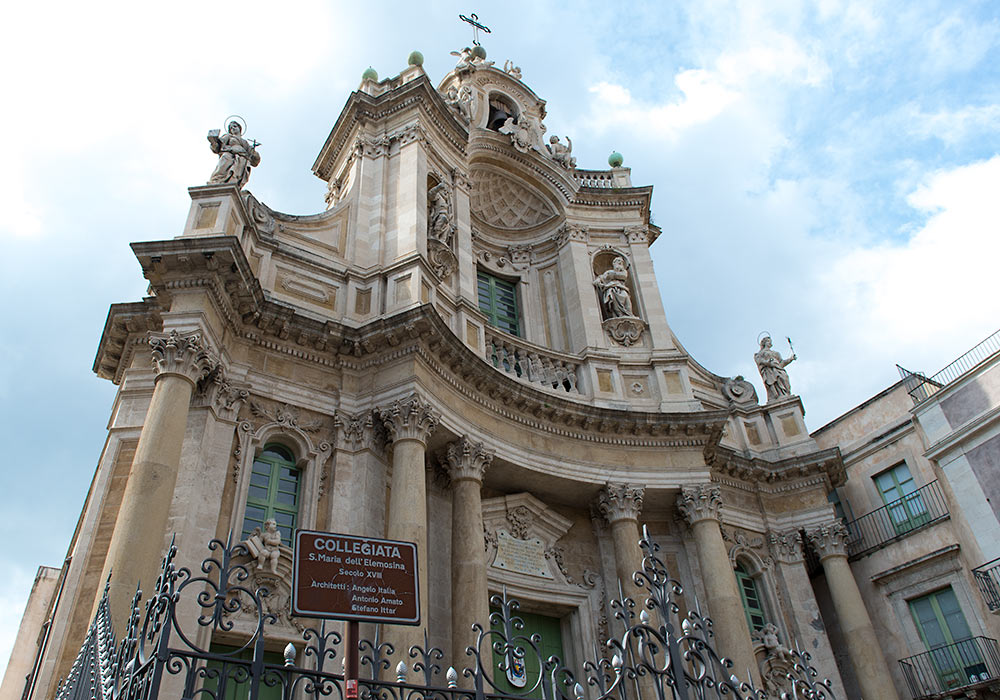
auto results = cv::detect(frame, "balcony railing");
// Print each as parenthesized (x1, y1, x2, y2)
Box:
(899, 637, 1000, 699)
(898, 326, 1000, 403)
(973, 557, 1000, 612)
(484, 329, 582, 395)
(844, 480, 949, 559)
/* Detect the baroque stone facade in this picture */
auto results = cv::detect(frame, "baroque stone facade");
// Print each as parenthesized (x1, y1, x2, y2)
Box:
(6, 48, 943, 700)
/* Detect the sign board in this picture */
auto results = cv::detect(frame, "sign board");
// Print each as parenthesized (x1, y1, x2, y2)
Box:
(292, 530, 419, 625)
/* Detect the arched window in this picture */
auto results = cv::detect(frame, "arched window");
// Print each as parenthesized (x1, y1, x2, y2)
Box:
(735, 562, 767, 632)
(240, 444, 300, 547)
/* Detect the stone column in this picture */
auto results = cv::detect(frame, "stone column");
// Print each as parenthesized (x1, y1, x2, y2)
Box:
(676, 485, 760, 686)
(444, 437, 493, 667)
(767, 529, 846, 698)
(807, 522, 900, 700)
(98, 330, 214, 628)
(597, 483, 646, 600)
(378, 393, 440, 658)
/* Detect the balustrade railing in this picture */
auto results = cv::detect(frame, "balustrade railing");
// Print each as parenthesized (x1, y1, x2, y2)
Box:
(973, 557, 1000, 612)
(484, 330, 581, 395)
(53, 529, 840, 700)
(573, 170, 616, 189)
(899, 636, 1000, 699)
(844, 480, 949, 559)
(897, 326, 1000, 403)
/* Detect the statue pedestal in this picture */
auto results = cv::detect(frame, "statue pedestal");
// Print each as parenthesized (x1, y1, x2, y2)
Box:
(182, 184, 250, 239)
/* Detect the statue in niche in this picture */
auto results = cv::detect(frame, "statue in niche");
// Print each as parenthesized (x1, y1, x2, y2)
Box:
(444, 85, 473, 123)
(428, 181, 453, 245)
(247, 519, 282, 573)
(504, 60, 522, 79)
(754, 335, 796, 401)
(594, 256, 635, 319)
(547, 135, 576, 169)
(207, 120, 261, 189)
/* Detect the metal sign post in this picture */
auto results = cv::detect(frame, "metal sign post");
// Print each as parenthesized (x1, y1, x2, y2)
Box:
(292, 530, 420, 699)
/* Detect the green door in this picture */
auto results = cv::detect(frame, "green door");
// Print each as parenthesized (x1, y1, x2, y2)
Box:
(909, 588, 985, 690)
(490, 610, 565, 698)
(874, 464, 929, 534)
(204, 644, 286, 700)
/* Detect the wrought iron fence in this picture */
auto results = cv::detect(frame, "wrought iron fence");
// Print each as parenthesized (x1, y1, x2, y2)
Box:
(898, 636, 1000, 699)
(972, 557, 1000, 612)
(844, 480, 949, 560)
(54, 529, 837, 700)
(897, 326, 1000, 403)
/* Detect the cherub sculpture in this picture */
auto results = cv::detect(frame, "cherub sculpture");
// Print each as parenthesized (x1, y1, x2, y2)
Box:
(547, 135, 576, 169)
(247, 519, 282, 573)
(207, 120, 260, 189)
(504, 60, 522, 79)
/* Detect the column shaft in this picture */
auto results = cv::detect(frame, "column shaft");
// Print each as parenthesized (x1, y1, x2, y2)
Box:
(821, 554, 899, 700)
(690, 518, 760, 683)
(385, 437, 429, 653)
(100, 373, 194, 627)
(609, 519, 644, 599)
(451, 477, 489, 662)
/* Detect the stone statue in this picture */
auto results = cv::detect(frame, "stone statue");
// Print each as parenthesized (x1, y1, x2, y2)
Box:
(207, 120, 260, 189)
(444, 85, 472, 123)
(499, 115, 546, 154)
(547, 135, 576, 169)
(754, 335, 796, 401)
(504, 60, 522, 79)
(427, 181, 453, 244)
(248, 519, 282, 573)
(594, 257, 634, 318)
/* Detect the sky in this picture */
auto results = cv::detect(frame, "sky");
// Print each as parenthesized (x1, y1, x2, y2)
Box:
(2, 0, 999, 681)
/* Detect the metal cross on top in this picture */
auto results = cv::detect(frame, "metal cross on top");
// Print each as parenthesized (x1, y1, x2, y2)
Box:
(459, 13, 491, 46)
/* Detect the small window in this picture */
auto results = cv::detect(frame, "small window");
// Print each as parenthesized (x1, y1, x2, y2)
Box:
(873, 463, 929, 534)
(735, 562, 767, 632)
(477, 270, 520, 336)
(241, 443, 300, 547)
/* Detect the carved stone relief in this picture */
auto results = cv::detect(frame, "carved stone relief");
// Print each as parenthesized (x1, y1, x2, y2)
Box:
(470, 170, 557, 230)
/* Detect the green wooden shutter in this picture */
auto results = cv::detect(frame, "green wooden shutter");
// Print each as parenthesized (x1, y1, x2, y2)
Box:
(241, 444, 300, 547)
(478, 271, 520, 337)
(735, 563, 767, 632)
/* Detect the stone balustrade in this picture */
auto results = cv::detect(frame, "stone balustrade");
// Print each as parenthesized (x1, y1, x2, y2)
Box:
(484, 329, 581, 395)
(573, 169, 616, 188)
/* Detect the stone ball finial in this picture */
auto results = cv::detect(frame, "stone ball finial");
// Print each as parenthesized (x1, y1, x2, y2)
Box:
(471, 44, 487, 60)
(608, 151, 624, 168)
(408, 51, 424, 66)
(362, 66, 378, 81)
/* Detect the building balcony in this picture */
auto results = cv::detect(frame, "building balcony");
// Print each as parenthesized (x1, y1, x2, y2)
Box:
(844, 480, 949, 560)
(973, 557, 1000, 613)
(484, 328, 582, 396)
(899, 636, 1000, 699)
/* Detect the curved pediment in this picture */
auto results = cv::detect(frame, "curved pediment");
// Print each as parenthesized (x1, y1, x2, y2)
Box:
(470, 167, 559, 231)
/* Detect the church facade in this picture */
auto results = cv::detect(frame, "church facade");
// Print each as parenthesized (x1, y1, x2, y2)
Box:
(7, 47, 982, 700)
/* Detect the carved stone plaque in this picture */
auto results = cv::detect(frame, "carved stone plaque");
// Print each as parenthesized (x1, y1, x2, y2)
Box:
(492, 530, 552, 578)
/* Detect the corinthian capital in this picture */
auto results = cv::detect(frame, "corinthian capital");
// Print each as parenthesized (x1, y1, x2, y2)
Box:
(768, 528, 805, 564)
(676, 484, 723, 526)
(806, 521, 850, 560)
(598, 483, 644, 524)
(149, 330, 215, 385)
(444, 437, 493, 484)
(377, 393, 440, 445)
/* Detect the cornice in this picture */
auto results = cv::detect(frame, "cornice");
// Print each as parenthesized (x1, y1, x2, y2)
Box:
(706, 443, 845, 489)
(313, 76, 469, 181)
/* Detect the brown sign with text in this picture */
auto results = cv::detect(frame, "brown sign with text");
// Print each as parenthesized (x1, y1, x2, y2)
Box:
(292, 530, 419, 625)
